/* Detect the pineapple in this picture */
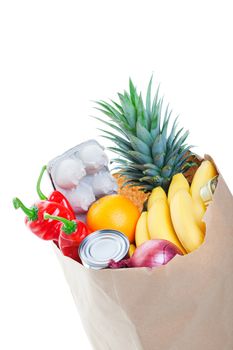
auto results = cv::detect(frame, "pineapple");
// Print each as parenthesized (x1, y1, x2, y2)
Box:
(95, 77, 195, 193)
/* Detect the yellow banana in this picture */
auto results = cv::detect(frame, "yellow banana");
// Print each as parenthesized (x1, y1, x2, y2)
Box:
(192, 198, 206, 232)
(170, 189, 205, 253)
(147, 198, 186, 254)
(190, 160, 217, 231)
(147, 186, 167, 210)
(191, 160, 217, 199)
(168, 173, 190, 204)
(135, 211, 150, 247)
(129, 244, 136, 257)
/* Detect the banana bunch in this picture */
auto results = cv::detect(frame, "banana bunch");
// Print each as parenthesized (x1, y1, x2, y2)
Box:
(135, 160, 217, 254)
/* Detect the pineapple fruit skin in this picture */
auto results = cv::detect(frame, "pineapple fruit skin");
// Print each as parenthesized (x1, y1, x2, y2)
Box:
(113, 173, 149, 212)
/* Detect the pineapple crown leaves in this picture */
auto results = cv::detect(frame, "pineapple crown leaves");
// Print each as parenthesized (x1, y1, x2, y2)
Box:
(94, 76, 195, 192)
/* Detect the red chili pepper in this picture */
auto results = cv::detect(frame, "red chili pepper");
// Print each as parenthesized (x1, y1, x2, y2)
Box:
(44, 213, 91, 262)
(37, 165, 75, 217)
(13, 197, 75, 241)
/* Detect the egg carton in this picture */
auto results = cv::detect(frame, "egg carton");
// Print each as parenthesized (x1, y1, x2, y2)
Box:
(47, 140, 118, 214)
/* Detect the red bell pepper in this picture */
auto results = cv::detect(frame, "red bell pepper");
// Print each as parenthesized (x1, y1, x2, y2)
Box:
(13, 197, 75, 241)
(44, 213, 90, 262)
(37, 165, 75, 217)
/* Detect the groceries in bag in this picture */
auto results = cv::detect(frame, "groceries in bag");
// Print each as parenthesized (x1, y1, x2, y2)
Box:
(13, 77, 220, 270)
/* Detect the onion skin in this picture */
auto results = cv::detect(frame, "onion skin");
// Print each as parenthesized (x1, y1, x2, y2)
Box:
(108, 239, 183, 269)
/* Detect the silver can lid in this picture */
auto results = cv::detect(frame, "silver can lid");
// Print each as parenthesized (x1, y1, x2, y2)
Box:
(79, 229, 130, 269)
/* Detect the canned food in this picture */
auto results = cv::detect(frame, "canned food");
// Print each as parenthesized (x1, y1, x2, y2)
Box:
(79, 229, 130, 269)
(200, 176, 218, 205)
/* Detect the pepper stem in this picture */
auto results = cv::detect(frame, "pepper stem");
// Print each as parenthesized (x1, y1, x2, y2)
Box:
(13, 197, 38, 221)
(44, 213, 77, 234)
(36, 165, 48, 200)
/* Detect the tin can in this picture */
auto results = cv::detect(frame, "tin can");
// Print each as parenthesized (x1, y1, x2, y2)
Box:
(79, 229, 130, 269)
(200, 176, 218, 205)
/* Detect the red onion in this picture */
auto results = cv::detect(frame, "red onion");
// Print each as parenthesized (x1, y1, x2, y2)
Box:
(108, 239, 183, 269)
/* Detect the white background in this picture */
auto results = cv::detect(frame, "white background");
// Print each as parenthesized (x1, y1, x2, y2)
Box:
(1, 1, 233, 349)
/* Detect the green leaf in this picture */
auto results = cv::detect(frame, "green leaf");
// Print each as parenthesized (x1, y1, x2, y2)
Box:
(93, 116, 130, 139)
(121, 181, 142, 189)
(129, 151, 153, 164)
(117, 93, 136, 130)
(165, 148, 179, 163)
(130, 163, 147, 170)
(173, 154, 191, 170)
(150, 108, 158, 132)
(110, 158, 134, 167)
(136, 94, 149, 129)
(151, 84, 160, 113)
(152, 134, 166, 156)
(153, 152, 165, 168)
(96, 101, 125, 122)
(170, 127, 184, 148)
(181, 162, 197, 172)
(100, 135, 132, 152)
(165, 148, 185, 164)
(129, 78, 139, 106)
(108, 147, 136, 162)
(98, 129, 131, 148)
(128, 134, 151, 156)
(143, 163, 161, 172)
(161, 165, 173, 178)
(136, 121, 154, 147)
(171, 149, 189, 166)
(118, 170, 142, 179)
(110, 100, 124, 113)
(118, 121, 134, 134)
(161, 105, 172, 139)
(125, 181, 154, 192)
(95, 107, 119, 122)
(167, 116, 179, 149)
(152, 174, 164, 184)
(146, 76, 153, 117)
(114, 162, 146, 171)
(143, 168, 160, 177)
(123, 90, 131, 101)
(166, 155, 177, 167)
(150, 97, 163, 138)
(165, 145, 191, 165)
(139, 176, 156, 184)
(173, 130, 189, 151)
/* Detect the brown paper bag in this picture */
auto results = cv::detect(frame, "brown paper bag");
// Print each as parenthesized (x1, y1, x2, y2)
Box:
(54, 156, 233, 350)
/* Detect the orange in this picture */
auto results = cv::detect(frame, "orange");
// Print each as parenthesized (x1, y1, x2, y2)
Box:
(86, 194, 140, 243)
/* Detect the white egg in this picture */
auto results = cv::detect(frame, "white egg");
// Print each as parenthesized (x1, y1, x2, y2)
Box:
(66, 182, 95, 213)
(79, 144, 108, 174)
(92, 171, 118, 196)
(54, 158, 86, 189)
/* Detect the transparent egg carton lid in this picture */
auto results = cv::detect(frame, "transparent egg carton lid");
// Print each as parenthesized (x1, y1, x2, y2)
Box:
(47, 140, 118, 216)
